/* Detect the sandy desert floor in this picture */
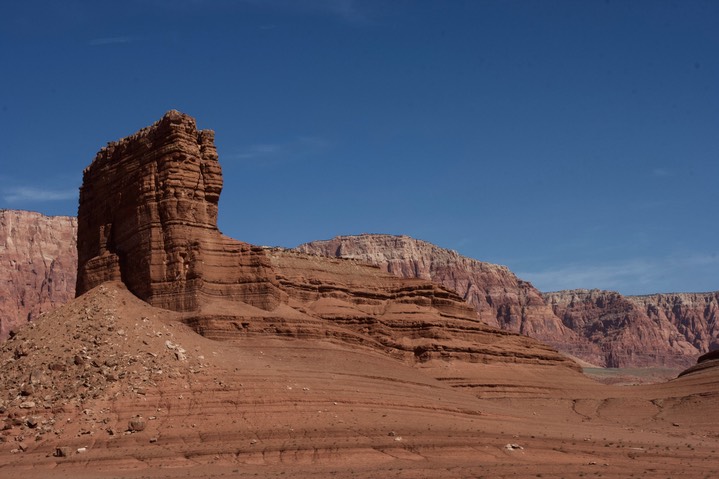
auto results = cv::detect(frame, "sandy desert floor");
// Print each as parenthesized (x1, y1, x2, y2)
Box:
(2, 283, 718, 478)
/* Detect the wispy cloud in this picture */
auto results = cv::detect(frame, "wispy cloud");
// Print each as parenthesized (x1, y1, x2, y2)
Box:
(518, 254, 719, 295)
(519, 260, 657, 293)
(226, 136, 331, 163)
(231, 143, 283, 160)
(89, 36, 133, 46)
(239, 0, 368, 23)
(652, 168, 671, 177)
(3, 187, 77, 203)
(320, 0, 364, 22)
(139, 0, 371, 25)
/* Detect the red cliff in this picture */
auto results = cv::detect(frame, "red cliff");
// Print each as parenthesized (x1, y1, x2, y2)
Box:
(0, 210, 77, 339)
(544, 289, 714, 368)
(76, 110, 283, 312)
(296, 234, 601, 364)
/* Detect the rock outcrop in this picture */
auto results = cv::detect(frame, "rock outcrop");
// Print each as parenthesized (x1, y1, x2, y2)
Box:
(74, 111, 576, 370)
(632, 292, 719, 353)
(0, 210, 77, 339)
(296, 234, 601, 364)
(76, 110, 283, 312)
(4, 188, 715, 371)
(544, 289, 717, 368)
(678, 347, 719, 378)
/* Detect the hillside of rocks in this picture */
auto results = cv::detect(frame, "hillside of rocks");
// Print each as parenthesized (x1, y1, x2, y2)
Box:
(0, 210, 77, 340)
(633, 292, 719, 352)
(545, 289, 719, 368)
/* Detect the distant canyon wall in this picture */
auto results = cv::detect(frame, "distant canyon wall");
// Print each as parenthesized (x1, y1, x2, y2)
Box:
(296, 234, 600, 362)
(297, 235, 717, 369)
(0, 209, 77, 339)
(545, 290, 719, 368)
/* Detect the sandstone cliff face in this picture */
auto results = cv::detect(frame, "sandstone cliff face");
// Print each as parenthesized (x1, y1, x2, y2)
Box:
(74, 111, 576, 370)
(0, 210, 77, 339)
(632, 292, 719, 353)
(296, 235, 601, 364)
(76, 110, 283, 312)
(544, 289, 715, 368)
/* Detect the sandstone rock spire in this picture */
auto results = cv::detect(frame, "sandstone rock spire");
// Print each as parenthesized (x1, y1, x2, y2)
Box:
(76, 110, 283, 311)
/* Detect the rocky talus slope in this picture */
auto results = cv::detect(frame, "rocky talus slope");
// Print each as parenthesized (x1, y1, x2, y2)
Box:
(545, 289, 719, 368)
(296, 235, 601, 363)
(0, 210, 77, 340)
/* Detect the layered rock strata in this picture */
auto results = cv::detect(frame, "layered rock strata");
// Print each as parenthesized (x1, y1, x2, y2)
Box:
(631, 292, 719, 354)
(76, 110, 283, 312)
(544, 289, 717, 368)
(0, 210, 77, 339)
(75, 111, 576, 370)
(297, 236, 719, 369)
(296, 234, 601, 364)
(678, 347, 719, 377)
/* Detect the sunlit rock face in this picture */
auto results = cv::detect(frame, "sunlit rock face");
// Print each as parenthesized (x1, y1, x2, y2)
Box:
(545, 289, 719, 368)
(0, 210, 77, 339)
(76, 110, 283, 312)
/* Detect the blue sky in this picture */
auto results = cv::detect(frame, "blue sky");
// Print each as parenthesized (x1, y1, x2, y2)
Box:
(1, 0, 717, 295)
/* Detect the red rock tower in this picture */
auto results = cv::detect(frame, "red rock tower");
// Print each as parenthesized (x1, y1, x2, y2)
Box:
(76, 110, 282, 311)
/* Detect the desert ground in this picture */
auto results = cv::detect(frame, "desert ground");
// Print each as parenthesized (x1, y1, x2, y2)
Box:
(2, 282, 718, 479)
